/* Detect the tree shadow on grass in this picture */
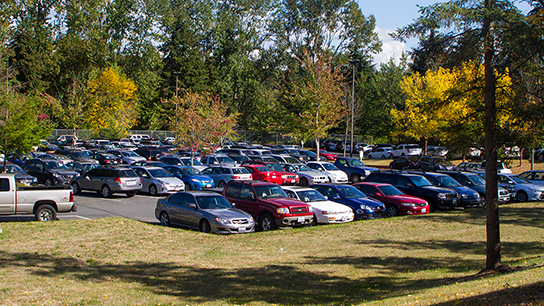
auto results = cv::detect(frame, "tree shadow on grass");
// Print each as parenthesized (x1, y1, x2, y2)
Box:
(1, 250, 542, 305)
(431, 281, 544, 305)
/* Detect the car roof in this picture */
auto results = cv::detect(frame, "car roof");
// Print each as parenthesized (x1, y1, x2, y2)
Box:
(282, 186, 313, 192)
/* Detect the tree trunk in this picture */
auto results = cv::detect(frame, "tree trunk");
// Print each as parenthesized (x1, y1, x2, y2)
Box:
(483, 0, 501, 271)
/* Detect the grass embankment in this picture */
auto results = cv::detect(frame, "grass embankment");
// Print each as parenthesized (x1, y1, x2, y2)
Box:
(1, 202, 543, 305)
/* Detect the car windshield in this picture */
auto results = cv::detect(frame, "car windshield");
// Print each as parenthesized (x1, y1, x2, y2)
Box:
(149, 168, 173, 178)
(410, 176, 433, 187)
(122, 151, 140, 157)
(511, 176, 530, 184)
(255, 166, 272, 172)
(232, 168, 250, 174)
(337, 186, 367, 198)
(286, 149, 299, 155)
(436, 159, 452, 166)
(294, 164, 312, 172)
(44, 161, 68, 170)
(467, 174, 486, 185)
(70, 151, 90, 159)
(296, 189, 327, 202)
(181, 158, 203, 166)
(347, 159, 365, 167)
(378, 185, 405, 196)
(231, 156, 251, 163)
(181, 167, 201, 175)
(3, 164, 25, 173)
(196, 195, 233, 209)
(322, 163, 339, 171)
(254, 185, 288, 199)
(82, 163, 99, 171)
(217, 156, 234, 163)
(268, 164, 284, 171)
(284, 156, 300, 164)
(436, 176, 462, 187)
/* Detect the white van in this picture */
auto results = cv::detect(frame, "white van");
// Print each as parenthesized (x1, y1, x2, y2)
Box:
(130, 134, 151, 144)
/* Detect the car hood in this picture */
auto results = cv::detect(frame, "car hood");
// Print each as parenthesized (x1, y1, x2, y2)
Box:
(307, 200, 352, 212)
(344, 197, 384, 207)
(420, 185, 457, 194)
(260, 198, 307, 207)
(207, 207, 252, 219)
(49, 169, 78, 176)
(298, 170, 325, 177)
(515, 183, 544, 191)
(351, 166, 380, 172)
(386, 194, 427, 203)
(447, 186, 479, 195)
(188, 175, 214, 182)
(156, 177, 184, 185)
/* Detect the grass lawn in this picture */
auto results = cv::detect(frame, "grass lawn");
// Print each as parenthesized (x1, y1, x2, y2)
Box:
(0, 201, 543, 305)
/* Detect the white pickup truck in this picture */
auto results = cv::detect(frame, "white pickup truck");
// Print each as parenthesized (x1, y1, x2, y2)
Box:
(0, 174, 76, 221)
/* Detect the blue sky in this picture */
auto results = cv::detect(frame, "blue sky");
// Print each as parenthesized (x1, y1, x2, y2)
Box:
(361, 0, 532, 65)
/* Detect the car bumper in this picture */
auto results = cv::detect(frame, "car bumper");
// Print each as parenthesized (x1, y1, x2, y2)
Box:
(459, 198, 483, 208)
(211, 222, 255, 234)
(316, 212, 354, 224)
(399, 206, 429, 215)
(277, 215, 313, 227)
(355, 209, 386, 220)
(330, 177, 348, 184)
(159, 184, 185, 194)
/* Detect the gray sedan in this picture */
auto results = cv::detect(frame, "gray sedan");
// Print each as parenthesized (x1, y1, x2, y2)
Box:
(132, 166, 185, 196)
(155, 191, 255, 234)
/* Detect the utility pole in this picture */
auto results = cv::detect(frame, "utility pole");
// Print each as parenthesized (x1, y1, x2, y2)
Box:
(348, 60, 359, 158)
(173, 72, 181, 98)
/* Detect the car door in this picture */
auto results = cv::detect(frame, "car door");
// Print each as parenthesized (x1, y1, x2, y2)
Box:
(182, 194, 201, 228)
(134, 168, 151, 190)
(0, 178, 15, 214)
(166, 193, 185, 225)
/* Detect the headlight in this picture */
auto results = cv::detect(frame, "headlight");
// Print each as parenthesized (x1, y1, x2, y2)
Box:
(359, 205, 371, 210)
(277, 207, 290, 214)
(215, 217, 231, 224)
(248, 216, 254, 222)
(401, 203, 417, 207)
(438, 193, 447, 200)
(308, 206, 313, 213)
(190, 178, 200, 183)
(461, 194, 469, 199)
(322, 211, 337, 215)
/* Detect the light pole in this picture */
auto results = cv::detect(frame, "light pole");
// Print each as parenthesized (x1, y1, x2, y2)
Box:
(173, 72, 181, 98)
(348, 60, 359, 158)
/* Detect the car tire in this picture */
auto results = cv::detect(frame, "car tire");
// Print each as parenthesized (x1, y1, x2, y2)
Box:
(101, 185, 112, 198)
(381, 155, 386, 159)
(126, 191, 136, 198)
(312, 213, 318, 226)
(300, 177, 309, 186)
(350, 174, 361, 183)
(199, 219, 211, 233)
(35, 204, 57, 221)
(218, 181, 226, 188)
(159, 212, 171, 226)
(185, 183, 192, 190)
(71, 182, 81, 195)
(516, 191, 528, 202)
(386, 205, 399, 217)
(258, 213, 276, 231)
(44, 178, 53, 186)
(149, 185, 158, 196)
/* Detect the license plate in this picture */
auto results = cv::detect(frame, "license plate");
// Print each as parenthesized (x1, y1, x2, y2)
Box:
(272, 176, 276, 178)
(421, 208, 427, 213)
(127, 181, 136, 186)
(297, 217, 305, 223)
(175, 187, 182, 191)
(206, 184, 212, 188)
(291, 180, 295, 183)
(238, 227, 246, 232)
(341, 216, 348, 221)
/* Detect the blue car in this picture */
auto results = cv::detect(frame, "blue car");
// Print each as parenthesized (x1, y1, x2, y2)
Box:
(414, 172, 483, 208)
(164, 165, 215, 190)
(334, 157, 380, 183)
(309, 184, 386, 219)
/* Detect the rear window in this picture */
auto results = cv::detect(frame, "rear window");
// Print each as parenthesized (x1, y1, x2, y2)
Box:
(232, 168, 249, 174)
(117, 170, 138, 177)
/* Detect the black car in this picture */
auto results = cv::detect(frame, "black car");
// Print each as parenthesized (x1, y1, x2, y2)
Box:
(135, 146, 170, 161)
(389, 156, 419, 170)
(363, 171, 459, 212)
(417, 156, 456, 171)
(411, 171, 483, 208)
(22, 158, 79, 186)
(90, 152, 122, 166)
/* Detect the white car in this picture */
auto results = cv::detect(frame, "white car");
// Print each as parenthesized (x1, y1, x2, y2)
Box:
(366, 147, 393, 159)
(391, 144, 422, 157)
(279, 163, 329, 186)
(305, 162, 348, 183)
(132, 166, 185, 195)
(282, 186, 354, 224)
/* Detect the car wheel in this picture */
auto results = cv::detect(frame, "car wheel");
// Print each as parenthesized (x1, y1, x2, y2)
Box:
(350, 174, 361, 183)
(159, 212, 171, 226)
(516, 191, 528, 202)
(312, 213, 318, 226)
(218, 181, 226, 188)
(381, 155, 386, 159)
(300, 177, 309, 186)
(71, 182, 81, 195)
(35, 204, 57, 221)
(44, 178, 53, 186)
(386, 205, 399, 217)
(101, 185, 112, 198)
(199, 219, 211, 233)
(258, 213, 276, 231)
(126, 191, 136, 198)
(149, 185, 158, 196)
(185, 183, 192, 190)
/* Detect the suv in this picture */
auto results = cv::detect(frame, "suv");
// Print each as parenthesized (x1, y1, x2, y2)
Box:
(23, 158, 79, 186)
(334, 157, 379, 183)
(363, 171, 459, 212)
(417, 156, 455, 171)
(391, 144, 422, 157)
(222, 181, 313, 231)
(71, 167, 142, 197)
(438, 170, 511, 204)
(412, 171, 483, 208)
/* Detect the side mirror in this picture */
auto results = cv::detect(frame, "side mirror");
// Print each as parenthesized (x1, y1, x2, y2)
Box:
(374, 192, 381, 197)
(246, 194, 255, 200)
(231, 203, 236, 207)
(189, 203, 197, 209)
(466, 181, 473, 186)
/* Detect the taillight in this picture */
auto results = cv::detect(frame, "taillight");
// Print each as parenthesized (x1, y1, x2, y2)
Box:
(232, 176, 241, 179)
(69, 191, 74, 202)
(105, 159, 110, 163)
(114, 177, 122, 184)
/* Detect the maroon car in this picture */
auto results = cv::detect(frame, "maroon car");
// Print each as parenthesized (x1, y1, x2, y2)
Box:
(223, 181, 313, 231)
(352, 182, 430, 217)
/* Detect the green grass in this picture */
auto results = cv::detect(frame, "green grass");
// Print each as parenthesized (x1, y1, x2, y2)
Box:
(0, 202, 543, 305)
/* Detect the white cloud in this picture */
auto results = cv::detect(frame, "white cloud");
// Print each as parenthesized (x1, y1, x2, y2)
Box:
(372, 27, 406, 66)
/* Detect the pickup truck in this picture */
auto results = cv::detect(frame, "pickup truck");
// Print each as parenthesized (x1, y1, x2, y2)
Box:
(222, 180, 313, 231)
(0, 174, 76, 221)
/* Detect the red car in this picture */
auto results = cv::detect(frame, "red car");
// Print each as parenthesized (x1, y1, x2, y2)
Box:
(241, 164, 283, 185)
(311, 149, 337, 161)
(242, 161, 299, 185)
(352, 182, 430, 217)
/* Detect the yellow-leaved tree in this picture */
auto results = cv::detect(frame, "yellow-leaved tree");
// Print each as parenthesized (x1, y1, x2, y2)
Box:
(392, 61, 513, 158)
(85, 67, 138, 138)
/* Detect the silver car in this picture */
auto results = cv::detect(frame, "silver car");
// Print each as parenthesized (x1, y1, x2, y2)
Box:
(133, 166, 185, 196)
(155, 191, 255, 234)
(200, 166, 252, 188)
(70, 167, 142, 198)
(279, 163, 328, 186)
